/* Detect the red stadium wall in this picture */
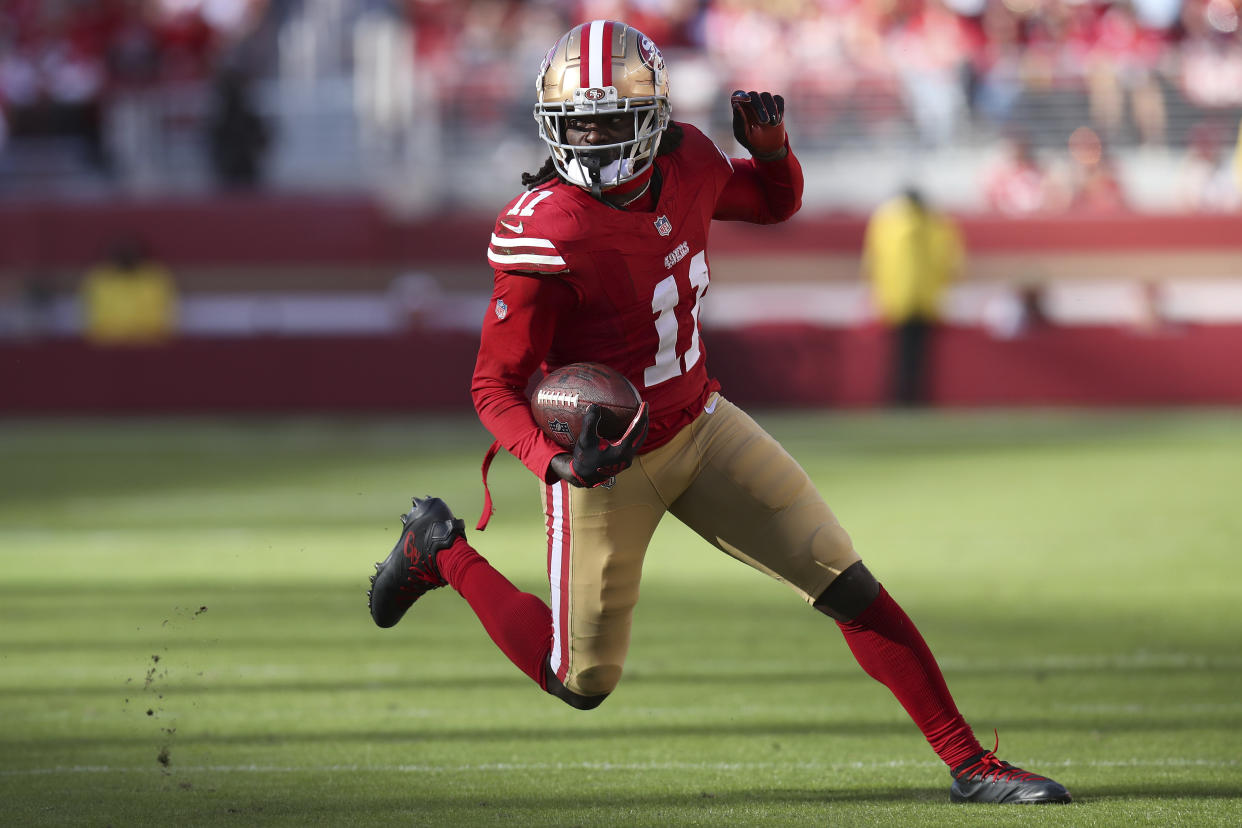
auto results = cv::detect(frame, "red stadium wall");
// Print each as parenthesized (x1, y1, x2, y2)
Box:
(4, 197, 1242, 268)
(2, 198, 1241, 413)
(4, 324, 1241, 413)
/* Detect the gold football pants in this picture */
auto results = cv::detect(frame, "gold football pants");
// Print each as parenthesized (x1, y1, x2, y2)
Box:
(540, 393, 860, 697)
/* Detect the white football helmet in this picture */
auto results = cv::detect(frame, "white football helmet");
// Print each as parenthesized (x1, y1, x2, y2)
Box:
(534, 20, 672, 193)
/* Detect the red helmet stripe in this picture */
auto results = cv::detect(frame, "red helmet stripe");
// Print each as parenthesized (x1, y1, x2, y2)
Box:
(581, 20, 612, 92)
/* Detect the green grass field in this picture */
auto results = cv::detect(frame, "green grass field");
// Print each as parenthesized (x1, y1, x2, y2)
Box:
(2, 410, 1240, 826)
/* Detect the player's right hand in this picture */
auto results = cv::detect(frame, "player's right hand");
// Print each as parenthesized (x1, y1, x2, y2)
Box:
(558, 403, 649, 488)
(731, 90, 787, 161)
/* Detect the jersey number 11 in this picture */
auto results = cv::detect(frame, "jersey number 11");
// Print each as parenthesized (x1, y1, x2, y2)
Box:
(644, 250, 709, 388)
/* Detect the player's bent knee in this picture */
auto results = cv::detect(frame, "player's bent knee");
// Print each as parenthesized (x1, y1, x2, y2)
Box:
(544, 661, 615, 710)
(567, 664, 622, 696)
(809, 521, 858, 571)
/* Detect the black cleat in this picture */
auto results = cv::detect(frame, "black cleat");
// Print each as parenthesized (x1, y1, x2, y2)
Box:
(950, 736, 1072, 804)
(367, 496, 465, 628)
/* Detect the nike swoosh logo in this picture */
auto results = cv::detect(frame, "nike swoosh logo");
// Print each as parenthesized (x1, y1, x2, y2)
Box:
(499, 220, 524, 234)
(704, 397, 718, 414)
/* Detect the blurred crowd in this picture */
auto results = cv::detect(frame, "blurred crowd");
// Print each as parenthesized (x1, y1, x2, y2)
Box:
(0, 0, 267, 177)
(0, 0, 1240, 210)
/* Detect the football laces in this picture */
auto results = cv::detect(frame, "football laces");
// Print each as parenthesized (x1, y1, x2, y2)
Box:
(536, 389, 581, 409)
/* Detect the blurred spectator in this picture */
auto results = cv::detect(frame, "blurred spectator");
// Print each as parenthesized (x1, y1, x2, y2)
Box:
(149, 1, 218, 83)
(970, 0, 1025, 127)
(1086, 0, 1167, 146)
(890, 0, 976, 147)
(206, 65, 270, 189)
(81, 236, 178, 346)
(862, 187, 964, 406)
(1178, 0, 1242, 108)
(1133, 279, 1169, 334)
(106, 4, 163, 89)
(1175, 121, 1242, 211)
(19, 270, 58, 340)
(1048, 126, 1129, 213)
(983, 133, 1057, 215)
(0, 268, 57, 341)
(0, 2, 111, 171)
(982, 283, 1049, 339)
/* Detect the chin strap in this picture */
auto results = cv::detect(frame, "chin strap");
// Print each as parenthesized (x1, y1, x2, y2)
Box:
(580, 154, 603, 199)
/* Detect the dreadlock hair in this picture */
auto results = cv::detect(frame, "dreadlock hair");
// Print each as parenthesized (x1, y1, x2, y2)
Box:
(520, 121, 685, 189)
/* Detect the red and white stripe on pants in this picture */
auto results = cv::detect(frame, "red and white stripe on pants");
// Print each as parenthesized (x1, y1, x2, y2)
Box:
(545, 479, 572, 683)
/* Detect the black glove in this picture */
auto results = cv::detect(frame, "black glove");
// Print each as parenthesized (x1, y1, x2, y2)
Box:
(731, 90, 787, 161)
(560, 402, 649, 488)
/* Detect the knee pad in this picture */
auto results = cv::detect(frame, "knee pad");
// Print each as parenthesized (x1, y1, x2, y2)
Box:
(543, 657, 616, 710)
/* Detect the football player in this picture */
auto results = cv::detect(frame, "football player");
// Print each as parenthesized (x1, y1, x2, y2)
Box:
(369, 20, 1070, 805)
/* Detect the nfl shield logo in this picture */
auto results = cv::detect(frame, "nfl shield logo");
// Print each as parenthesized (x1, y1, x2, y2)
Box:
(654, 215, 673, 237)
(495, 299, 508, 320)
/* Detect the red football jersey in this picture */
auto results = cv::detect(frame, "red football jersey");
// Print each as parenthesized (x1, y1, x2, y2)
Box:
(472, 122, 803, 482)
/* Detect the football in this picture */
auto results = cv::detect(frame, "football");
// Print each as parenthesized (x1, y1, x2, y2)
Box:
(531, 362, 643, 449)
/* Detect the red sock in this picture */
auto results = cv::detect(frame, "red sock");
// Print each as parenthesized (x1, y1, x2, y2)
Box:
(835, 586, 982, 769)
(437, 538, 553, 688)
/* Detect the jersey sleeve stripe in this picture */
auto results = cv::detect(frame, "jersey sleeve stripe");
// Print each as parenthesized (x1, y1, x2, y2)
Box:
(490, 233, 557, 249)
(487, 249, 567, 268)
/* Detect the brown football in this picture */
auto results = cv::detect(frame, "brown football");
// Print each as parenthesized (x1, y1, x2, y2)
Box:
(531, 362, 643, 449)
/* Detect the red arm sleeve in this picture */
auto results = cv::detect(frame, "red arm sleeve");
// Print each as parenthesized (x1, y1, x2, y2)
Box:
(712, 139, 804, 224)
(471, 269, 578, 483)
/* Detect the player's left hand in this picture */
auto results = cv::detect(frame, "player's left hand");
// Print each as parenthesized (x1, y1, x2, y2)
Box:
(563, 402, 649, 488)
(731, 90, 787, 161)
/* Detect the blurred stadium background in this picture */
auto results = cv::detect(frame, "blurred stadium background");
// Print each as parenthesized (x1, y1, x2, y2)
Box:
(2, 0, 1242, 411)
(4, 6, 1242, 821)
